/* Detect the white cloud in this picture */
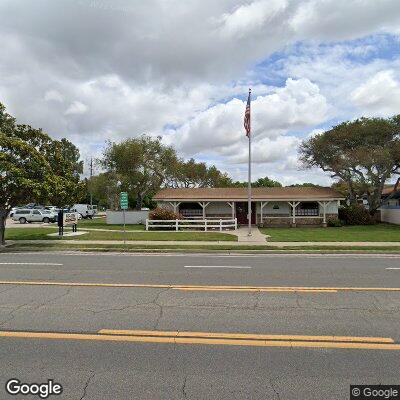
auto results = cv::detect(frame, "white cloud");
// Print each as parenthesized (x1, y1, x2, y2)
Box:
(64, 101, 88, 115)
(218, 0, 288, 39)
(1, 0, 400, 186)
(351, 70, 400, 116)
(170, 78, 328, 158)
(44, 89, 64, 102)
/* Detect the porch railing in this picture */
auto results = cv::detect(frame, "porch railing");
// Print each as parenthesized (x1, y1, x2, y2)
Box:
(146, 218, 237, 231)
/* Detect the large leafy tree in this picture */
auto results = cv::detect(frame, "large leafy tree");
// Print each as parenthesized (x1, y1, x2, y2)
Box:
(167, 158, 231, 188)
(45, 138, 84, 206)
(102, 135, 179, 210)
(88, 171, 121, 210)
(0, 103, 83, 245)
(299, 116, 400, 214)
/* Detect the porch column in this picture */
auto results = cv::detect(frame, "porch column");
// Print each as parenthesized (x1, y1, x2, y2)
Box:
(169, 201, 181, 213)
(227, 202, 235, 219)
(198, 202, 210, 219)
(288, 201, 300, 227)
(260, 201, 268, 226)
(318, 201, 331, 227)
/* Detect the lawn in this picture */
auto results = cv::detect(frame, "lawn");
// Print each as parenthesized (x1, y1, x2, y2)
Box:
(260, 223, 400, 242)
(5, 228, 59, 240)
(78, 218, 145, 231)
(71, 230, 237, 241)
(5, 227, 237, 242)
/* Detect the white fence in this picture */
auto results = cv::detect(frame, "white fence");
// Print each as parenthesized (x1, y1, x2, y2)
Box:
(146, 218, 237, 231)
(380, 207, 400, 225)
(107, 210, 149, 224)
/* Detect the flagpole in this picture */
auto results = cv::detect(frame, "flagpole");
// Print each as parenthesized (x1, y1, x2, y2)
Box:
(247, 88, 252, 237)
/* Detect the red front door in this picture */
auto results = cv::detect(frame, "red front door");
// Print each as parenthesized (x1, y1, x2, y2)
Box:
(235, 202, 256, 225)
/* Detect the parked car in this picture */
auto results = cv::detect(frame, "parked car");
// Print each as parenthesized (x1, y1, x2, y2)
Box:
(71, 204, 95, 219)
(9, 207, 18, 218)
(44, 206, 59, 213)
(22, 203, 44, 209)
(12, 209, 57, 224)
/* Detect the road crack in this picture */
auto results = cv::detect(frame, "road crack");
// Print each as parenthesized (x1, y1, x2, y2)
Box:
(80, 371, 95, 400)
(0, 302, 30, 326)
(34, 287, 73, 310)
(182, 375, 188, 399)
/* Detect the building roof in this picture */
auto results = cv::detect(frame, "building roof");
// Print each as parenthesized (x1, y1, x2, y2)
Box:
(154, 187, 344, 201)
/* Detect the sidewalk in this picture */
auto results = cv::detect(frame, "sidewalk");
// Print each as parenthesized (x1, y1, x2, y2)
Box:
(233, 227, 266, 243)
(7, 240, 400, 247)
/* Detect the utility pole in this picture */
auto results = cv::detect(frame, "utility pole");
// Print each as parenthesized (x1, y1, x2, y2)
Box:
(89, 157, 93, 207)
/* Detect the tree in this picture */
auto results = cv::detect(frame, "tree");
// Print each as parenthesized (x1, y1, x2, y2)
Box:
(102, 135, 179, 210)
(229, 176, 282, 188)
(254, 176, 282, 188)
(299, 116, 400, 214)
(167, 158, 232, 188)
(289, 182, 322, 188)
(0, 103, 84, 245)
(88, 171, 121, 210)
(44, 138, 84, 207)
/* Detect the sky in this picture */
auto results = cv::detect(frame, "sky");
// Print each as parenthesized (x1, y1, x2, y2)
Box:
(1, 0, 400, 186)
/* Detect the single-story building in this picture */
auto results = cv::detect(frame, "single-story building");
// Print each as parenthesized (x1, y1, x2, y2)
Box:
(154, 187, 344, 227)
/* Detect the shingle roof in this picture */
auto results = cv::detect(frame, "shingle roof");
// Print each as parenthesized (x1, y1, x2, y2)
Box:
(154, 187, 344, 201)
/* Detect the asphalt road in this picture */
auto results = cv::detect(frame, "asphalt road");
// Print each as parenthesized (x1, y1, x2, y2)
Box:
(0, 252, 399, 399)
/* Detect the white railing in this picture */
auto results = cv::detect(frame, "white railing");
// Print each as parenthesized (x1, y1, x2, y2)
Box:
(146, 218, 237, 231)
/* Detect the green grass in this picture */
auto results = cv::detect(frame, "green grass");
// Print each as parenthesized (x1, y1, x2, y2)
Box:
(5, 228, 59, 240)
(5, 227, 237, 242)
(71, 230, 237, 241)
(78, 218, 144, 230)
(260, 223, 400, 242)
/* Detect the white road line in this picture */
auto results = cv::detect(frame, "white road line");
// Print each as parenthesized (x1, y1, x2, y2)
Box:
(184, 265, 251, 269)
(386, 268, 400, 270)
(0, 262, 63, 266)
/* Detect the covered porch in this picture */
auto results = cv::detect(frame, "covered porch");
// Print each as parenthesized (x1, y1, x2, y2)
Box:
(164, 200, 338, 227)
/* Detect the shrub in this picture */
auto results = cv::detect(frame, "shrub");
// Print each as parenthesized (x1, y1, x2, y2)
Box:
(327, 218, 343, 227)
(338, 204, 375, 225)
(149, 207, 182, 220)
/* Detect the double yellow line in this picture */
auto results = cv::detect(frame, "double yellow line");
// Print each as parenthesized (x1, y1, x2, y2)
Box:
(1, 280, 400, 293)
(0, 329, 398, 350)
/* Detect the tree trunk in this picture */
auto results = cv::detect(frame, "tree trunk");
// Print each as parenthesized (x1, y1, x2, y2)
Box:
(136, 193, 143, 210)
(347, 180, 357, 205)
(0, 209, 7, 246)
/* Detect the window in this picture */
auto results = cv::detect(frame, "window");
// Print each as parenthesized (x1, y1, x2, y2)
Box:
(16, 210, 29, 214)
(33, 210, 41, 215)
(295, 202, 319, 216)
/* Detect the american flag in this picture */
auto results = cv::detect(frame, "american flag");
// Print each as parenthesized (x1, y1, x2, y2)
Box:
(244, 89, 251, 137)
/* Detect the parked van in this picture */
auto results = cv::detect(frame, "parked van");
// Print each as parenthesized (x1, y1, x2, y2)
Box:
(71, 204, 95, 219)
(12, 209, 57, 224)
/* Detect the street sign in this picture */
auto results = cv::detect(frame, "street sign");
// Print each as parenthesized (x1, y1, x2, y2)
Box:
(120, 192, 128, 210)
(63, 212, 79, 226)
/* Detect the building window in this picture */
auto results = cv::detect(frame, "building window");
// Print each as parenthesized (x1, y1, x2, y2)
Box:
(295, 202, 319, 216)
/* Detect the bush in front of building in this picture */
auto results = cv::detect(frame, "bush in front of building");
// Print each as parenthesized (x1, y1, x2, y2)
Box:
(338, 204, 376, 225)
(327, 217, 343, 227)
(149, 207, 182, 220)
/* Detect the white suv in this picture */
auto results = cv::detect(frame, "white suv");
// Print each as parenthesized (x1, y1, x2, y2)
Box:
(12, 209, 57, 224)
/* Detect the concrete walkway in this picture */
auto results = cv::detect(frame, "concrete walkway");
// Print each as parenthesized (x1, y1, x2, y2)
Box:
(232, 226, 266, 243)
(6, 240, 400, 247)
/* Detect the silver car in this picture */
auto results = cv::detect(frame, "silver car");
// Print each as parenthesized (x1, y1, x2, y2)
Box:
(12, 209, 57, 224)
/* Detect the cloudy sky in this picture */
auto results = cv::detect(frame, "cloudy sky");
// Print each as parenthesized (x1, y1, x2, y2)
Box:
(1, 0, 400, 185)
